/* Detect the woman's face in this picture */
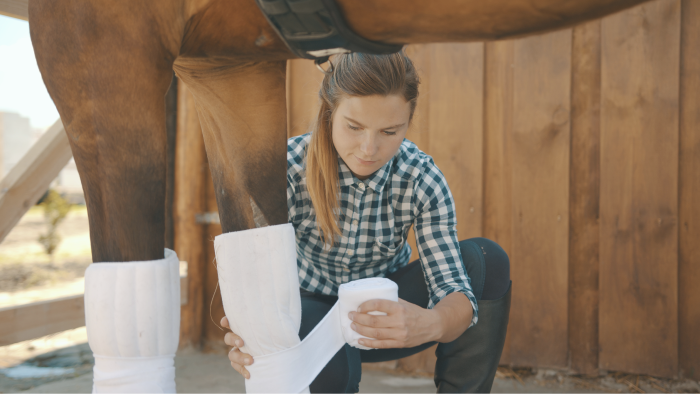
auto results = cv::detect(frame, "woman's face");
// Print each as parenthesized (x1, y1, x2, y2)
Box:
(331, 94, 411, 180)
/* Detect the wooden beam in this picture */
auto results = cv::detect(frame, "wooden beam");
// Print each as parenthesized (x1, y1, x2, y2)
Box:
(599, 0, 681, 378)
(0, 0, 28, 20)
(0, 295, 84, 346)
(568, 19, 601, 376)
(0, 274, 189, 346)
(679, 0, 700, 381)
(0, 119, 72, 244)
(174, 82, 207, 349)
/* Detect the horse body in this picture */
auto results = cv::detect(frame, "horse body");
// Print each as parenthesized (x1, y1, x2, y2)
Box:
(26, 0, 649, 391)
(28, 0, 648, 264)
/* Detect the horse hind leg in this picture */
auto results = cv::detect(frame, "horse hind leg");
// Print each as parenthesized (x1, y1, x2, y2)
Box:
(30, 1, 184, 392)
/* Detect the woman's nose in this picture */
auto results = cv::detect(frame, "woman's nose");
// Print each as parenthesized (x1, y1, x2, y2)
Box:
(360, 132, 377, 157)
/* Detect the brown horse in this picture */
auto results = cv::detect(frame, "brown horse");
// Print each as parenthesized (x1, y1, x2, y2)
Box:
(28, 0, 648, 264)
(28, 0, 649, 391)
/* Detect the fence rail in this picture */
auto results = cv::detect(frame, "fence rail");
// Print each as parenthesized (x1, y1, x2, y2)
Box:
(0, 274, 188, 346)
(0, 0, 28, 21)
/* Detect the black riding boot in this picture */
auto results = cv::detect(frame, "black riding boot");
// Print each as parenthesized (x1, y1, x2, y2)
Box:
(434, 282, 511, 393)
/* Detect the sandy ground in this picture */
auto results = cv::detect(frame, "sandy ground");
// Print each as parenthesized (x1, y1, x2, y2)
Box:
(1, 327, 698, 394)
(0, 206, 91, 294)
(2, 207, 699, 393)
(2, 335, 607, 394)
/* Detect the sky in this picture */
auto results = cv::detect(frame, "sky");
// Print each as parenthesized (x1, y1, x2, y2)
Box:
(0, 15, 60, 130)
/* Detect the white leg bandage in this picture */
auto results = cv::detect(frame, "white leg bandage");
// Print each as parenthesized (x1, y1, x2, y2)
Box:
(215, 224, 398, 393)
(84, 249, 180, 393)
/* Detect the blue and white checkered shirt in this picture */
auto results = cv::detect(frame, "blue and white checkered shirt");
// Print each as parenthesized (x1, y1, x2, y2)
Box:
(288, 133, 477, 327)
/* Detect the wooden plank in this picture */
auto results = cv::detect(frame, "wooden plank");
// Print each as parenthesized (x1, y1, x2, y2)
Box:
(286, 59, 324, 138)
(203, 165, 226, 352)
(396, 43, 485, 373)
(403, 44, 433, 263)
(0, 295, 84, 346)
(599, 0, 680, 377)
(428, 43, 484, 240)
(510, 29, 571, 368)
(568, 19, 601, 376)
(0, 274, 188, 346)
(175, 81, 208, 349)
(0, 0, 28, 20)
(679, 0, 700, 381)
(483, 39, 515, 365)
(0, 119, 72, 244)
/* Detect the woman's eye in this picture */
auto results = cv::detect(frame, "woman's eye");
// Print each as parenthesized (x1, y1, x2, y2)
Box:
(348, 124, 360, 130)
(383, 131, 397, 136)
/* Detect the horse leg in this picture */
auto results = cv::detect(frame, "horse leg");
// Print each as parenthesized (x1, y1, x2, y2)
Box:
(29, 2, 185, 392)
(173, 59, 288, 232)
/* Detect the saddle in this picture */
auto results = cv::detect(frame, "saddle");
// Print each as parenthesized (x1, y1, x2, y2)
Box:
(254, 0, 403, 65)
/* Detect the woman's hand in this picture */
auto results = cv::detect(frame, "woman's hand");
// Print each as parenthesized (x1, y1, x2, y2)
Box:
(221, 316, 253, 379)
(348, 298, 443, 349)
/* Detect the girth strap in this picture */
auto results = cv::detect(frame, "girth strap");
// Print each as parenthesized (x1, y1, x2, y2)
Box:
(254, 0, 403, 62)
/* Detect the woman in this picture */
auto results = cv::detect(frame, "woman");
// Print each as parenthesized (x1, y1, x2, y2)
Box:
(222, 52, 511, 393)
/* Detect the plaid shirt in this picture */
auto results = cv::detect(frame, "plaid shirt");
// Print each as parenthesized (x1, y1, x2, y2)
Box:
(288, 134, 477, 327)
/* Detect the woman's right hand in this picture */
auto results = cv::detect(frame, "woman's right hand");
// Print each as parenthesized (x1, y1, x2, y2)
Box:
(221, 316, 254, 379)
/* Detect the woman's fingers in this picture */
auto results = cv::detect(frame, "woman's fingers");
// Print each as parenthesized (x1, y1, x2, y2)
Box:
(349, 311, 395, 328)
(228, 347, 253, 379)
(357, 338, 405, 349)
(350, 322, 409, 345)
(224, 332, 245, 348)
(220, 316, 229, 329)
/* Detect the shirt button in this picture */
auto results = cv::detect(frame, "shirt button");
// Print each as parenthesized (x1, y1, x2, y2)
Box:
(358, 183, 365, 190)
(352, 219, 358, 226)
(347, 250, 354, 256)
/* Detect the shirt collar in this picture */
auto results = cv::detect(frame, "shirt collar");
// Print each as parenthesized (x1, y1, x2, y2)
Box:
(337, 155, 393, 193)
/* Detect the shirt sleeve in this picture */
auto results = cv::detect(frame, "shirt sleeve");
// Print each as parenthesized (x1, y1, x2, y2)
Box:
(413, 160, 478, 328)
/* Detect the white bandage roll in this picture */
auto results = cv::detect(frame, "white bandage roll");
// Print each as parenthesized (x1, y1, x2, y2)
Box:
(215, 224, 400, 393)
(84, 249, 180, 393)
(338, 277, 399, 350)
(244, 278, 399, 393)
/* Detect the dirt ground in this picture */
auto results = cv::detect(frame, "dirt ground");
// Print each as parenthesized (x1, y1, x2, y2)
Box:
(0, 206, 91, 293)
(1, 328, 698, 394)
(1, 207, 699, 393)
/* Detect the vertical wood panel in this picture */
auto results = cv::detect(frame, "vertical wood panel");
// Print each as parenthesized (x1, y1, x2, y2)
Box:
(287, 59, 324, 138)
(510, 29, 571, 368)
(679, 0, 700, 380)
(203, 168, 226, 351)
(175, 82, 208, 349)
(428, 43, 484, 240)
(397, 43, 485, 373)
(483, 40, 515, 365)
(569, 20, 601, 376)
(599, 0, 680, 377)
(403, 44, 433, 263)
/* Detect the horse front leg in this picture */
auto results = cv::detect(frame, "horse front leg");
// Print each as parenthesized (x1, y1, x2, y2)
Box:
(174, 60, 308, 390)
(173, 60, 288, 232)
(30, 1, 185, 392)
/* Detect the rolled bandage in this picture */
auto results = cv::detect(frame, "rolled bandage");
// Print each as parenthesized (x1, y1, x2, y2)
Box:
(215, 224, 398, 393)
(84, 249, 180, 393)
(338, 277, 399, 350)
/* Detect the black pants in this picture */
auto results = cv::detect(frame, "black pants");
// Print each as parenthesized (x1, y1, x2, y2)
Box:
(299, 237, 511, 393)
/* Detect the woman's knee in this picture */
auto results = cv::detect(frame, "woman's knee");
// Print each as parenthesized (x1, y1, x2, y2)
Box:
(459, 237, 510, 301)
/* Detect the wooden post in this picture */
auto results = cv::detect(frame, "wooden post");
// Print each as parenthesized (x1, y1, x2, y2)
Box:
(175, 81, 208, 349)
(568, 19, 601, 376)
(679, 0, 700, 381)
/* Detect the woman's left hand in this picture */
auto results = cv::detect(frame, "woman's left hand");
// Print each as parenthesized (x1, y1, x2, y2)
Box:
(348, 298, 442, 349)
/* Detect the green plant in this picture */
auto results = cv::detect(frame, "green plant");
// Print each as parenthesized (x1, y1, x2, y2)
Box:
(38, 190, 72, 261)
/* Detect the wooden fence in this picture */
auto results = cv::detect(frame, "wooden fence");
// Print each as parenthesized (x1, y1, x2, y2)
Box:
(174, 0, 699, 380)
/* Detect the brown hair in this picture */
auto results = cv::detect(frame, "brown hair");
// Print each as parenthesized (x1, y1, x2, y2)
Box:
(305, 51, 420, 247)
